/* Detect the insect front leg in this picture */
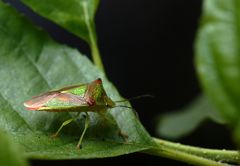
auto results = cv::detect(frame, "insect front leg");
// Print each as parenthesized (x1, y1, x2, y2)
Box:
(98, 111, 129, 142)
(51, 112, 80, 138)
(77, 112, 90, 149)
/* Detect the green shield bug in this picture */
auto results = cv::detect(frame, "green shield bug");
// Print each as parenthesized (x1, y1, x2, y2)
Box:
(24, 78, 121, 149)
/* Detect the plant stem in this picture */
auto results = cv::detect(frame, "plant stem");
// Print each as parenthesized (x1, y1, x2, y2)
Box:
(142, 137, 240, 165)
(153, 138, 240, 163)
(145, 146, 228, 166)
(82, 2, 105, 73)
(89, 33, 105, 73)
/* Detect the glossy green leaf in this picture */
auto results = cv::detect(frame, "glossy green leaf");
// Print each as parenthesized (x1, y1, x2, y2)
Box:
(21, 0, 105, 72)
(156, 95, 225, 140)
(0, 130, 28, 166)
(21, 0, 99, 43)
(0, 2, 155, 159)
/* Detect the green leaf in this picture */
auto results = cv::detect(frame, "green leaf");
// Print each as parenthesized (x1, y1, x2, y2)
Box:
(156, 95, 225, 140)
(21, 0, 99, 43)
(195, 0, 240, 142)
(21, 0, 105, 72)
(0, 2, 155, 159)
(0, 130, 29, 166)
(195, 0, 240, 125)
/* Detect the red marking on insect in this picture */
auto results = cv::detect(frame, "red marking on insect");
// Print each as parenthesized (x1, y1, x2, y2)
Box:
(95, 78, 102, 84)
(86, 97, 95, 106)
(57, 95, 70, 101)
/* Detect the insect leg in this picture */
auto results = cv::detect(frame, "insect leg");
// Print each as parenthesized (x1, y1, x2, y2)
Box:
(51, 113, 80, 138)
(98, 112, 128, 142)
(51, 119, 74, 138)
(77, 112, 90, 149)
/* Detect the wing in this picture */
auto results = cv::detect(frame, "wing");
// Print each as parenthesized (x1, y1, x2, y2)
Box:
(24, 91, 59, 110)
(24, 91, 88, 110)
(52, 92, 88, 106)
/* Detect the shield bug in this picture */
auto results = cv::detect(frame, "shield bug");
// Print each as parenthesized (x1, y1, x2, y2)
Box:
(24, 78, 121, 149)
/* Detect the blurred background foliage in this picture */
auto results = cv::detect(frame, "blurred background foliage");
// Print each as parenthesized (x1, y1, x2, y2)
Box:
(0, 130, 28, 166)
(158, 1, 240, 148)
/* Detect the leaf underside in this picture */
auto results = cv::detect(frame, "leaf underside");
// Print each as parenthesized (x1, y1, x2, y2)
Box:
(21, 0, 99, 43)
(0, 2, 155, 159)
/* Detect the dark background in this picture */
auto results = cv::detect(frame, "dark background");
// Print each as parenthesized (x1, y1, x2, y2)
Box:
(6, 0, 234, 165)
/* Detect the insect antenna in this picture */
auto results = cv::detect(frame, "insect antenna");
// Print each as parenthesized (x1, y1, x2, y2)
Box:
(114, 105, 133, 110)
(114, 94, 154, 103)
(112, 95, 154, 119)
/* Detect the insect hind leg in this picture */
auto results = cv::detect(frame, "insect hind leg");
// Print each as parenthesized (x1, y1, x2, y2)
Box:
(51, 112, 80, 138)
